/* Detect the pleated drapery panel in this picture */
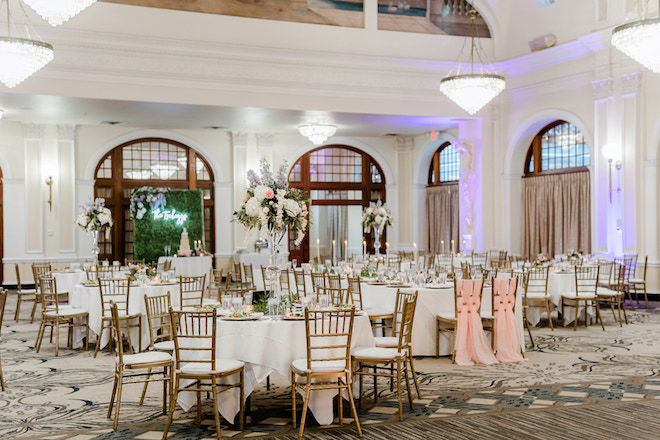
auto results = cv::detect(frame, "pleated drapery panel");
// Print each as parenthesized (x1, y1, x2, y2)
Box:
(522, 171, 590, 259)
(425, 184, 460, 254)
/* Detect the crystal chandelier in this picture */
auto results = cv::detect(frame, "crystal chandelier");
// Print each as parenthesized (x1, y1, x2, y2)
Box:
(611, 0, 660, 74)
(298, 124, 337, 145)
(0, 0, 54, 88)
(439, 7, 505, 115)
(23, 0, 97, 27)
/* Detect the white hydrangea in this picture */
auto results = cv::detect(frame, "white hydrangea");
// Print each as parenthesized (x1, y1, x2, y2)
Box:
(253, 185, 273, 202)
(245, 197, 262, 217)
(282, 198, 302, 217)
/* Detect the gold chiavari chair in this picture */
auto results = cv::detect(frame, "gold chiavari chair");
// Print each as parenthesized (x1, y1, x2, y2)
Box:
(125, 258, 146, 266)
(14, 264, 37, 322)
(291, 307, 361, 440)
(163, 308, 244, 440)
(629, 255, 649, 309)
(178, 274, 207, 309)
(242, 264, 255, 290)
(141, 293, 175, 404)
(561, 265, 604, 330)
(326, 273, 341, 289)
(353, 294, 417, 421)
(293, 269, 307, 295)
(596, 263, 628, 327)
(310, 272, 326, 293)
(107, 302, 173, 430)
(95, 279, 142, 358)
(315, 285, 347, 305)
(522, 266, 554, 333)
(233, 261, 243, 286)
(30, 262, 52, 323)
(279, 268, 292, 293)
(35, 277, 89, 356)
(208, 269, 224, 299)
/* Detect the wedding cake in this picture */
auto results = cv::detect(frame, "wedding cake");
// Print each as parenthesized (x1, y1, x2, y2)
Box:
(178, 227, 192, 256)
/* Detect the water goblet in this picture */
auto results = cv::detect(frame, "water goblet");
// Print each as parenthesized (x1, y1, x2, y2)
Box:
(232, 297, 243, 314)
(318, 294, 330, 309)
(244, 291, 253, 306)
(267, 297, 279, 317)
(221, 294, 232, 312)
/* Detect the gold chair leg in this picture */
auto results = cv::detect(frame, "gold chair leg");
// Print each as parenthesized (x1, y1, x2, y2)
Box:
(211, 380, 222, 440)
(113, 376, 123, 430)
(345, 373, 362, 437)
(298, 377, 312, 440)
(396, 358, 403, 421)
(408, 352, 422, 399)
(291, 371, 297, 428)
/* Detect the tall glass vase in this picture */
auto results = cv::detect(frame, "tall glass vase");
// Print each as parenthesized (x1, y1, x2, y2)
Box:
(265, 228, 286, 298)
(372, 226, 381, 257)
(91, 230, 100, 268)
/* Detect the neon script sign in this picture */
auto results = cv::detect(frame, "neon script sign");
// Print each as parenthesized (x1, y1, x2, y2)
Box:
(152, 208, 188, 225)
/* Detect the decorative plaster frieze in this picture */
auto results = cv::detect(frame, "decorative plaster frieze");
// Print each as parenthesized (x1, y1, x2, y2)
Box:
(591, 78, 614, 100)
(396, 136, 413, 152)
(232, 132, 247, 148)
(23, 123, 45, 139)
(256, 134, 273, 149)
(57, 125, 76, 141)
(620, 72, 641, 94)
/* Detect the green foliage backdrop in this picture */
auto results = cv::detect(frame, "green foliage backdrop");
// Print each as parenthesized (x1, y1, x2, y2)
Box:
(133, 189, 204, 262)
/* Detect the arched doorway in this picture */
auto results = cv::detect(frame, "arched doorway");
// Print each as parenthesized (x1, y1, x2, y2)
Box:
(288, 145, 386, 263)
(93, 138, 215, 263)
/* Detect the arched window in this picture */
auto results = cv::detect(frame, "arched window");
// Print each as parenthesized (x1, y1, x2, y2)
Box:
(525, 120, 590, 175)
(426, 141, 460, 254)
(288, 145, 386, 262)
(428, 142, 459, 185)
(522, 121, 591, 258)
(94, 138, 214, 263)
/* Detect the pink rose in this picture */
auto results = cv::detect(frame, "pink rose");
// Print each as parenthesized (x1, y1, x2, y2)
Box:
(264, 190, 274, 199)
(373, 210, 378, 215)
(84, 212, 88, 216)
(244, 195, 250, 203)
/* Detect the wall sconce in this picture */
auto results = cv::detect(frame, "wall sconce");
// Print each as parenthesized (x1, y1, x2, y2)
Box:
(601, 144, 621, 203)
(45, 176, 53, 211)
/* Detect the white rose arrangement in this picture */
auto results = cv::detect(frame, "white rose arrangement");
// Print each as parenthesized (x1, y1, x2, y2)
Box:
(233, 158, 310, 246)
(76, 198, 114, 238)
(362, 200, 393, 234)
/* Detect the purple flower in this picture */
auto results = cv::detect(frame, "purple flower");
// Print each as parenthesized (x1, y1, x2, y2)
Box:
(247, 170, 261, 187)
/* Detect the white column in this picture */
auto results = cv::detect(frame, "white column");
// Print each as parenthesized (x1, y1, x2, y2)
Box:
(232, 132, 247, 251)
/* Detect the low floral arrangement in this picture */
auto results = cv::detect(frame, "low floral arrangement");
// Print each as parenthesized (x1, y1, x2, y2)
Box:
(566, 249, 583, 260)
(362, 200, 393, 233)
(76, 198, 113, 237)
(129, 187, 170, 220)
(233, 158, 310, 246)
(532, 254, 549, 266)
(127, 263, 158, 283)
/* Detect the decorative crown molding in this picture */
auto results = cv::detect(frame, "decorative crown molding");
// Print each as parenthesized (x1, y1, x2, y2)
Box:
(396, 136, 413, 152)
(23, 123, 45, 139)
(57, 124, 76, 141)
(591, 78, 614, 100)
(232, 132, 247, 148)
(620, 72, 641, 95)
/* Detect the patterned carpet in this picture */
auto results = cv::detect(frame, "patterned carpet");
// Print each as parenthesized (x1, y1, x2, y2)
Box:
(1, 291, 660, 440)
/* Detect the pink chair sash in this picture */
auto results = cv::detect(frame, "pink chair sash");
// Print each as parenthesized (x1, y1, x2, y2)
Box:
(454, 279, 498, 366)
(493, 278, 526, 363)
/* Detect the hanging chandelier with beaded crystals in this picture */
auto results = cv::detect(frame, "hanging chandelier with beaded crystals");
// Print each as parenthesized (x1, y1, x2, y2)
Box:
(439, 6, 505, 115)
(0, 0, 54, 88)
(22, 0, 97, 27)
(611, 0, 660, 73)
(298, 124, 337, 145)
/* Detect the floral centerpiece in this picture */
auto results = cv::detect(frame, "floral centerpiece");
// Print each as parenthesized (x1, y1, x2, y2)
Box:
(361, 200, 393, 255)
(233, 158, 310, 261)
(128, 263, 158, 284)
(76, 198, 114, 266)
(566, 249, 583, 260)
(532, 254, 549, 267)
(76, 198, 114, 237)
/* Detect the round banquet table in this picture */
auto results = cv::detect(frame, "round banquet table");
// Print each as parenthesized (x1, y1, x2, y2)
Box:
(525, 270, 594, 327)
(157, 255, 212, 277)
(52, 271, 87, 293)
(177, 313, 375, 426)
(69, 281, 180, 350)
(359, 282, 524, 357)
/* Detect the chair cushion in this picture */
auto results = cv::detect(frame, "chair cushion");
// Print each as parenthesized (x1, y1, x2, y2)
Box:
(374, 336, 398, 348)
(44, 307, 87, 317)
(352, 346, 403, 361)
(179, 358, 244, 375)
(596, 287, 620, 297)
(437, 313, 456, 321)
(525, 293, 550, 299)
(121, 351, 173, 366)
(153, 340, 175, 352)
(481, 313, 494, 320)
(291, 359, 347, 374)
(629, 278, 645, 284)
(561, 292, 596, 299)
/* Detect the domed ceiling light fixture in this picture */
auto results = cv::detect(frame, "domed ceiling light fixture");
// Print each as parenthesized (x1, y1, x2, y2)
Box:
(439, 5, 505, 115)
(0, 0, 54, 88)
(298, 124, 337, 145)
(22, 0, 97, 26)
(611, 0, 660, 73)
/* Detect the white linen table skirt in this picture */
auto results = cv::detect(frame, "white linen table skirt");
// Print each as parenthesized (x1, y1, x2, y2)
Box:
(526, 271, 593, 327)
(52, 271, 87, 294)
(176, 313, 374, 426)
(158, 255, 212, 277)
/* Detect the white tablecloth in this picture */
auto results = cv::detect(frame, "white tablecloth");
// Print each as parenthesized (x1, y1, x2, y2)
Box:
(69, 282, 180, 350)
(360, 283, 524, 357)
(235, 252, 290, 270)
(526, 271, 592, 326)
(52, 271, 87, 293)
(177, 313, 374, 426)
(158, 256, 212, 277)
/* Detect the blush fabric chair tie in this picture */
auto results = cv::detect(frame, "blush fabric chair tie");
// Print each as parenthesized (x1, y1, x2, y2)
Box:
(454, 279, 498, 366)
(492, 278, 525, 363)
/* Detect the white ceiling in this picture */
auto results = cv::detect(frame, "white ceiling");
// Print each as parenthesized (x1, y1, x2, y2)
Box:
(0, 93, 458, 138)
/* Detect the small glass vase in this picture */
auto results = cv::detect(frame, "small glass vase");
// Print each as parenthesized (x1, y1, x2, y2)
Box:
(372, 226, 381, 257)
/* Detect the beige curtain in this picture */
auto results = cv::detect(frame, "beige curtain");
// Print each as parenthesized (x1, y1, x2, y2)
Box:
(521, 171, 590, 259)
(425, 185, 460, 254)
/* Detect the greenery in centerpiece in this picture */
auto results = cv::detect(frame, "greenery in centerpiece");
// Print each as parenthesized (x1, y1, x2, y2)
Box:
(361, 200, 393, 233)
(127, 263, 158, 283)
(532, 254, 549, 266)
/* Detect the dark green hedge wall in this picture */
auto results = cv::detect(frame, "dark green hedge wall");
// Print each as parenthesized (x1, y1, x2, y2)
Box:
(133, 189, 204, 263)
